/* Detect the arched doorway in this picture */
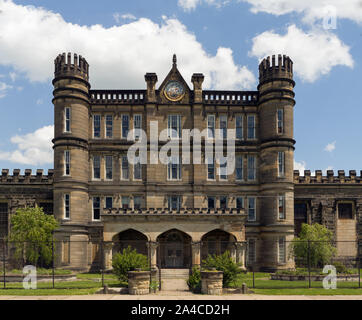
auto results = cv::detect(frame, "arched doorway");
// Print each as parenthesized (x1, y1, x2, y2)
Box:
(112, 229, 148, 257)
(201, 229, 236, 261)
(157, 229, 191, 268)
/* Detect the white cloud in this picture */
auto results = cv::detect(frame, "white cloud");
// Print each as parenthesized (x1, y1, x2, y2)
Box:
(36, 98, 43, 105)
(113, 12, 137, 24)
(0, 125, 53, 166)
(324, 141, 336, 152)
(178, 0, 230, 11)
(0, 81, 12, 98)
(294, 160, 307, 173)
(0, 0, 255, 90)
(9, 71, 16, 82)
(249, 25, 354, 82)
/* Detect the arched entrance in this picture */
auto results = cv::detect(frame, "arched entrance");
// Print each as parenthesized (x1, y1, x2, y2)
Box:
(201, 229, 236, 261)
(112, 229, 148, 257)
(157, 229, 191, 268)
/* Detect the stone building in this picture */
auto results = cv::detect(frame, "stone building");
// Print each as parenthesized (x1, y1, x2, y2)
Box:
(0, 52, 360, 273)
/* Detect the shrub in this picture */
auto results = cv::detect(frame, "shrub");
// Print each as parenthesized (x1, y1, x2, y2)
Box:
(112, 246, 149, 282)
(187, 267, 201, 292)
(202, 251, 242, 287)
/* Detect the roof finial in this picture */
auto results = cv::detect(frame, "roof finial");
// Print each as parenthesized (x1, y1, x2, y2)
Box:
(173, 54, 177, 68)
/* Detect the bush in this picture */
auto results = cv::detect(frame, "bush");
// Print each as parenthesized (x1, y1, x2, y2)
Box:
(202, 251, 242, 287)
(112, 246, 149, 282)
(187, 267, 201, 292)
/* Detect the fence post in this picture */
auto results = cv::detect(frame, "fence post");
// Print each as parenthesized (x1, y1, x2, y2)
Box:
(52, 237, 55, 289)
(359, 255, 360, 289)
(252, 267, 255, 289)
(307, 240, 311, 289)
(3, 239, 5, 289)
(101, 240, 104, 288)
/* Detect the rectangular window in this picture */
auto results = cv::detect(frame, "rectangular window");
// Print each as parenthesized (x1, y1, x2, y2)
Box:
(208, 197, 216, 209)
(93, 114, 101, 138)
(93, 197, 101, 221)
(247, 239, 256, 265)
(207, 115, 215, 139)
(247, 115, 255, 139)
(236, 197, 244, 209)
(236, 155, 243, 181)
(247, 155, 256, 181)
(277, 109, 284, 134)
(278, 237, 286, 264)
(219, 161, 227, 180)
(64, 150, 70, 176)
(134, 196, 142, 210)
(207, 157, 215, 180)
(278, 152, 285, 177)
(236, 115, 243, 140)
(122, 115, 129, 139)
(105, 115, 113, 138)
(134, 162, 142, 180)
(64, 107, 71, 133)
(105, 197, 113, 209)
(105, 155, 113, 180)
(220, 115, 227, 139)
(220, 196, 227, 209)
(248, 197, 256, 221)
(64, 194, 70, 219)
(168, 157, 181, 180)
(168, 196, 181, 211)
(0, 203, 8, 239)
(134, 114, 142, 140)
(121, 156, 129, 180)
(93, 155, 100, 179)
(278, 195, 286, 220)
(122, 196, 130, 209)
(338, 203, 353, 219)
(168, 115, 181, 139)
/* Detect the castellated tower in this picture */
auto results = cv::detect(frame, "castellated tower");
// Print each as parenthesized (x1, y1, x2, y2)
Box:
(258, 55, 295, 271)
(52, 53, 90, 270)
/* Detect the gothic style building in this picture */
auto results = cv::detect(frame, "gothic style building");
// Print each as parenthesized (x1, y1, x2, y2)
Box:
(0, 53, 360, 273)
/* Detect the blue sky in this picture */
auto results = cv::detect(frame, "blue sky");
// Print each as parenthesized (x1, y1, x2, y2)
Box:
(0, 0, 361, 175)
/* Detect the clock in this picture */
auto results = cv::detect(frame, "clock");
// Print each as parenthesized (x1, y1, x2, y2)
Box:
(164, 81, 185, 102)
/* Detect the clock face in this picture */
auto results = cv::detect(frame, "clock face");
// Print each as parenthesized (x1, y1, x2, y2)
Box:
(164, 81, 185, 102)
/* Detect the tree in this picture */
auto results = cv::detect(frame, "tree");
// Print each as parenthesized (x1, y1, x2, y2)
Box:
(9, 207, 59, 265)
(289, 223, 337, 268)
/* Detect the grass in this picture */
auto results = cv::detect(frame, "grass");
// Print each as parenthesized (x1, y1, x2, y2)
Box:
(0, 268, 73, 275)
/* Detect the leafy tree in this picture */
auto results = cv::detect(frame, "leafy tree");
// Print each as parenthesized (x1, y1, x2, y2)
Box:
(187, 266, 201, 292)
(289, 223, 337, 268)
(9, 207, 58, 265)
(112, 246, 149, 282)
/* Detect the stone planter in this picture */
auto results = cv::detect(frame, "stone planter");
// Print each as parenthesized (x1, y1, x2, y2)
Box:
(201, 270, 223, 295)
(128, 270, 150, 295)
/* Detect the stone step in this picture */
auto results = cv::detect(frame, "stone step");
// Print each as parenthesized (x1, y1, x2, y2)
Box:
(160, 269, 190, 279)
(159, 269, 190, 291)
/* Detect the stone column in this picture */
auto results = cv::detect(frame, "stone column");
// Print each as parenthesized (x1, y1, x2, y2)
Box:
(191, 242, 201, 268)
(103, 242, 113, 270)
(147, 241, 159, 270)
(235, 241, 246, 270)
(230, 243, 237, 263)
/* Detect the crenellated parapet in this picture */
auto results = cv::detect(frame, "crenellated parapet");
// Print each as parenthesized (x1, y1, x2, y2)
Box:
(258, 54, 293, 85)
(0, 169, 54, 184)
(54, 52, 89, 82)
(294, 170, 361, 184)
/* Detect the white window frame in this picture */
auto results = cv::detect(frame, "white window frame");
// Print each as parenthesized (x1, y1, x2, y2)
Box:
(207, 157, 215, 181)
(236, 155, 243, 181)
(278, 237, 286, 264)
(122, 114, 130, 139)
(207, 114, 215, 139)
(247, 115, 256, 140)
(168, 196, 182, 211)
(93, 114, 101, 138)
(277, 109, 284, 134)
(219, 160, 228, 181)
(278, 151, 285, 177)
(133, 161, 142, 181)
(105, 114, 113, 139)
(133, 114, 142, 140)
(92, 155, 101, 180)
(105, 155, 113, 181)
(236, 114, 243, 140)
(64, 107, 71, 133)
(167, 157, 182, 181)
(64, 194, 70, 220)
(64, 150, 70, 176)
(278, 195, 286, 220)
(219, 115, 227, 139)
(247, 197, 256, 221)
(247, 238, 256, 265)
(92, 196, 101, 221)
(168, 114, 181, 139)
(247, 155, 256, 181)
(121, 155, 129, 180)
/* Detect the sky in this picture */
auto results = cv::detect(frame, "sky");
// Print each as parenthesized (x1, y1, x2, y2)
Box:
(0, 0, 361, 175)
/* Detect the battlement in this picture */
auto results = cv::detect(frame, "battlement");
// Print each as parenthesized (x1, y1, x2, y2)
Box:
(54, 52, 89, 82)
(294, 170, 362, 184)
(259, 54, 293, 84)
(0, 169, 54, 184)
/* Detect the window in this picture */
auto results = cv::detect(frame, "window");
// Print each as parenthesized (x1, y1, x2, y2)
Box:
(220, 196, 227, 209)
(277, 109, 284, 134)
(105, 115, 113, 138)
(278, 195, 286, 220)
(134, 162, 142, 180)
(278, 152, 285, 177)
(64, 150, 70, 176)
(122, 115, 129, 139)
(208, 197, 216, 209)
(121, 156, 129, 180)
(219, 115, 227, 139)
(64, 194, 70, 219)
(64, 107, 71, 132)
(93, 155, 100, 179)
(248, 197, 256, 221)
(236, 155, 243, 181)
(236, 197, 244, 209)
(236, 115, 243, 140)
(0, 203, 8, 238)
(93, 197, 101, 220)
(219, 161, 227, 180)
(247, 155, 256, 181)
(93, 115, 101, 138)
(207, 115, 215, 139)
(207, 157, 215, 180)
(105, 197, 113, 209)
(168, 115, 181, 139)
(122, 196, 130, 209)
(278, 237, 286, 263)
(247, 239, 256, 265)
(134, 114, 142, 140)
(247, 115, 255, 139)
(338, 203, 353, 219)
(39, 202, 53, 215)
(105, 155, 113, 180)
(168, 196, 181, 211)
(134, 196, 142, 210)
(168, 157, 181, 180)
